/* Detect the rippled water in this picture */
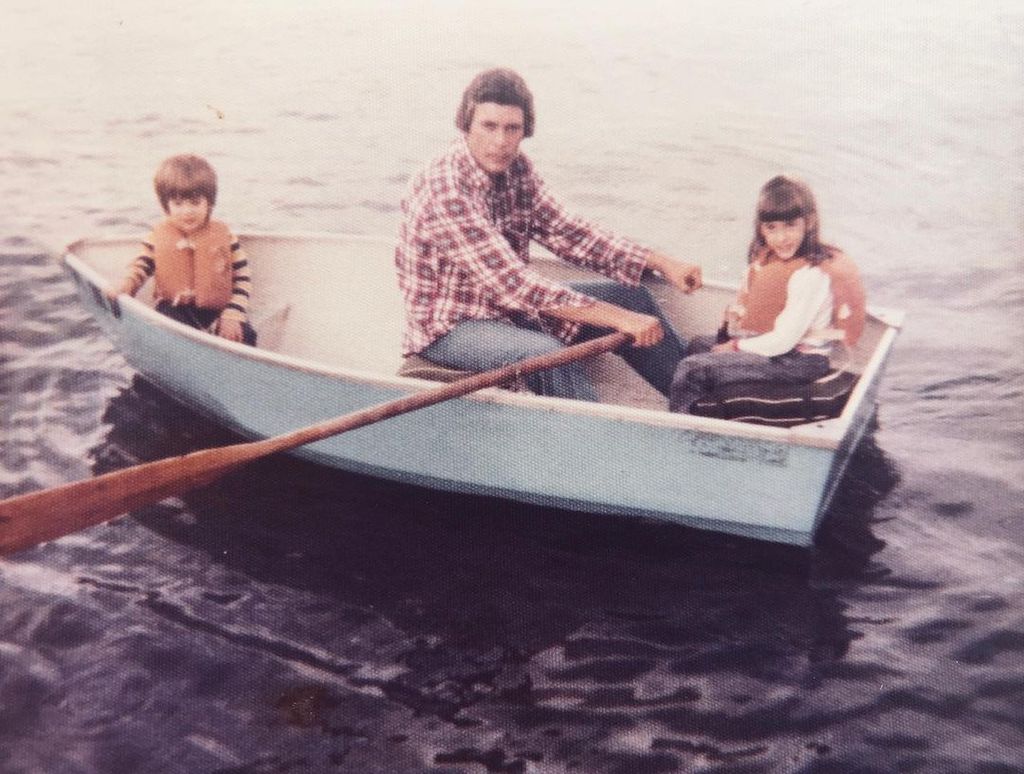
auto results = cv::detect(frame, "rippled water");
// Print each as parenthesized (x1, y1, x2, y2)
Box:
(2, 1, 1023, 772)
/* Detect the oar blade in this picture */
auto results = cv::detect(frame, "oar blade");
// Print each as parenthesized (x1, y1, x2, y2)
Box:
(0, 332, 632, 556)
(0, 443, 260, 555)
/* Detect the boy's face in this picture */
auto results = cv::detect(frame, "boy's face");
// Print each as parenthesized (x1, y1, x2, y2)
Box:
(166, 193, 211, 235)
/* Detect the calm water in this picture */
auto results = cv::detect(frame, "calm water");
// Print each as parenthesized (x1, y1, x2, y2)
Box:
(2, 1, 1023, 772)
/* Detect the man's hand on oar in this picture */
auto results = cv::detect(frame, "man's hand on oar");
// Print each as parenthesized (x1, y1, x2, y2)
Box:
(0, 331, 630, 557)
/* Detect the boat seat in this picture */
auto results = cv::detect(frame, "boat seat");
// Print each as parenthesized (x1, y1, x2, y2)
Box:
(250, 302, 292, 352)
(397, 354, 528, 391)
(691, 369, 859, 427)
(397, 354, 474, 383)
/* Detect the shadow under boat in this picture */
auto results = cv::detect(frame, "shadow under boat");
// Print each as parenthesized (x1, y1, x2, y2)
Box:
(93, 376, 900, 639)
(80, 377, 909, 764)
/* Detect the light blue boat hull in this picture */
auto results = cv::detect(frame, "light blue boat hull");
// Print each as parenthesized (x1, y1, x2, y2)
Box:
(63, 237, 901, 547)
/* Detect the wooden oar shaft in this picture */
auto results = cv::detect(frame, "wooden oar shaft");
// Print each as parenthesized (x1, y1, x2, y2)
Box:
(0, 331, 629, 556)
(256, 331, 631, 454)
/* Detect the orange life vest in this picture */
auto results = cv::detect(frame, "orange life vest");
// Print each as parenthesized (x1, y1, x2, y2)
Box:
(733, 248, 866, 347)
(146, 219, 235, 309)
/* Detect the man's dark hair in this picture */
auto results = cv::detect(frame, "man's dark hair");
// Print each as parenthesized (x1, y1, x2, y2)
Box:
(455, 68, 535, 137)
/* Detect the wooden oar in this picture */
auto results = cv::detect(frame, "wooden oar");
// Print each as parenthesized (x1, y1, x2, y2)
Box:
(0, 331, 631, 556)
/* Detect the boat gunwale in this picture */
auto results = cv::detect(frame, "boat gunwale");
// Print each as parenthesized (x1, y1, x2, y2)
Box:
(63, 232, 903, 452)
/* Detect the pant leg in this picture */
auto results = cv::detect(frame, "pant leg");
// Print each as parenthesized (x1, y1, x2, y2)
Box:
(420, 319, 598, 401)
(155, 302, 257, 346)
(685, 334, 718, 356)
(669, 350, 830, 413)
(569, 281, 687, 397)
(155, 300, 208, 329)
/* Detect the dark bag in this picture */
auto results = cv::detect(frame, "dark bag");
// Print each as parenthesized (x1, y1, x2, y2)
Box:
(690, 369, 859, 427)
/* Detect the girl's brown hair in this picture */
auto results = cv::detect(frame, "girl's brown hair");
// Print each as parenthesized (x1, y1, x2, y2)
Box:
(153, 154, 218, 212)
(748, 175, 833, 264)
(455, 68, 535, 138)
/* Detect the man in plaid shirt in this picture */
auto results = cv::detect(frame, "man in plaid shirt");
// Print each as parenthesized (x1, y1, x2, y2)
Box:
(395, 68, 703, 401)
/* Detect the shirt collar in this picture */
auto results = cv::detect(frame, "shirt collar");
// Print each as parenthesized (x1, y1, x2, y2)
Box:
(452, 135, 525, 192)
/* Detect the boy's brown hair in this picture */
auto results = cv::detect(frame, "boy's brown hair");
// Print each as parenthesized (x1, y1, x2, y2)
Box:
(455, 68, 535, 138)
(153, 154, 218, 212)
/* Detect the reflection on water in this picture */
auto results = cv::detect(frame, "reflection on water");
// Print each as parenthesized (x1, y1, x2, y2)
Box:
(37, 375, 901, 771)
(2, 249, 1021, 768)
(2, 0, 1022, 769)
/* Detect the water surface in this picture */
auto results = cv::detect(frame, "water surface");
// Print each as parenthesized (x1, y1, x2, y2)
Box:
(1, 1, 1022, 771)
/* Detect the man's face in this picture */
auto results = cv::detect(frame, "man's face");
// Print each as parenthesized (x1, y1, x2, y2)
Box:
(464, 102, 525, 175)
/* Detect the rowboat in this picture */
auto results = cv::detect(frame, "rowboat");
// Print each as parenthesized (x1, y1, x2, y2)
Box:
(62, 233, 903, 546)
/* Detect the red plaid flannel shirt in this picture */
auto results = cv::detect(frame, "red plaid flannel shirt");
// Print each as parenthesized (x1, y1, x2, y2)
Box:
(395, 137, 649, 355)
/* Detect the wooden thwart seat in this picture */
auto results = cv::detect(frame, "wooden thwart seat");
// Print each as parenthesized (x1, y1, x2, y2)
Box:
(397, 354, 474, 383)
(398, 354, 530, 392)
(399, 355, 859, 427)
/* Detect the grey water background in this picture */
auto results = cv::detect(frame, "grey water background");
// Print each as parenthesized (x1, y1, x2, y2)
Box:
(2, 0, 1023, 771)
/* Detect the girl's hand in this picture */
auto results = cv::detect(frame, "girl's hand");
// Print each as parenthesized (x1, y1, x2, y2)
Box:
(217, 317, 245, 343)
(645, 251, 703, 294)
(711, 339, 740, 354)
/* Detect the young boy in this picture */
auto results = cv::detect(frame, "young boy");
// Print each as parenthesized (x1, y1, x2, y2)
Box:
(112, 154, 257, 345)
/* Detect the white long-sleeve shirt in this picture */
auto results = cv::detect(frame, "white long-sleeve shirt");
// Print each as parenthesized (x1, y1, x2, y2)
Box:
(736, 265, 834, 357)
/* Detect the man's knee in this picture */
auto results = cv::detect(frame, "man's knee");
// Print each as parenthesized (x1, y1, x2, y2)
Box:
(490, 329, 564, 363)
(623, 286, 661, 317)
(431, 321, 563, 370)
(573, 281, 653, 310)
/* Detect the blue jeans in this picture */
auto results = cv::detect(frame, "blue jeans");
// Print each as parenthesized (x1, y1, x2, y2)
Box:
(669, 349, 831, 413)
(420, 282, 686, 401)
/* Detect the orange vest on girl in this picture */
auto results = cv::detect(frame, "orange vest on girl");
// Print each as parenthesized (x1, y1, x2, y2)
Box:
(733, 248, 866, 346)
(146, 219, 235, 309)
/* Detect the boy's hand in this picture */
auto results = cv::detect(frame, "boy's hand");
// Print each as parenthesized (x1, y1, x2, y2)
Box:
(105, 281, 130, 301)
(217, 317, 245, 343)
(645, 251, 702, 294)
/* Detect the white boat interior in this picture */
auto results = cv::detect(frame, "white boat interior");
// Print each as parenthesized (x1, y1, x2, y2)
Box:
(66, 232, 903, 424)
(60, 232, 905, 545)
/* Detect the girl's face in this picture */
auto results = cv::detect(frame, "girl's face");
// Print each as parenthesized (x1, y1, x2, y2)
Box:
(166, 193, 211, 235)
(760, 217, 807, 259)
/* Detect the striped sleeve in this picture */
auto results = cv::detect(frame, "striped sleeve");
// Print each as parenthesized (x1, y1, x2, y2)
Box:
(117, 241, 156, 296)
(220, 237, 252, 321)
